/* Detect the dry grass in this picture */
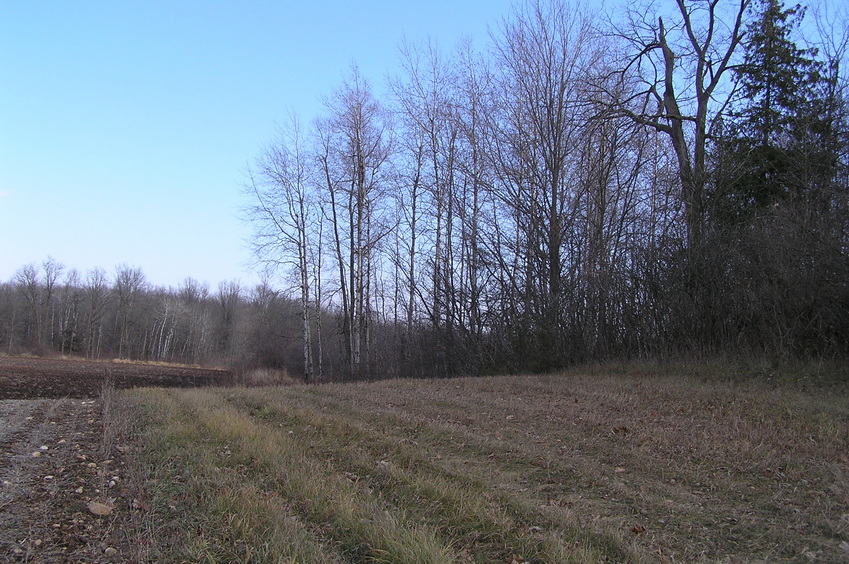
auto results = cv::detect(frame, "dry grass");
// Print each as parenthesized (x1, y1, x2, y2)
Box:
(238, 367, 300, 387)
(108, 357, 215, 369)
(115, 360, 849, 562)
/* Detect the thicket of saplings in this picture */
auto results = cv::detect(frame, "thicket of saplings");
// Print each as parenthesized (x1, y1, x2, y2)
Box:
(3, 0, 848, 382)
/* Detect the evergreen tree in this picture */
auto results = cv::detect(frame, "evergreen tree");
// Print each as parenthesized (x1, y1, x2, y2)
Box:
(711, 0, 833, 221)
(705, 0, 849, 356)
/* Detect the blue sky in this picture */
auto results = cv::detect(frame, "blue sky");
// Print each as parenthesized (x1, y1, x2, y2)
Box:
(1, 0, 844, 290)
(0, 0, 513, 289)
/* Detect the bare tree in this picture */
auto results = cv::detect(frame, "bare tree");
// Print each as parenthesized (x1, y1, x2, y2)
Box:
(605, 0, 750, 249)
(310, 211, 325, 383)
(317, 66, 391, 380)
(453, 37, 497, 359)
(41, 257, 64, 347)
(175, 277, 211, 364)
(83, 268, 109, 359)
(215, 280, 242, 364)
(245, 114, 316, 381)
(392, 39, 460, 337)
(389, 126, 425, 373)
(14, 264, 40, 347)
(151, 291, 178, 362)
(114, 264, 146, 359)
(489, 0, 598, 368)
(58, 269, 81, 354)
(0, 282, 15, 353)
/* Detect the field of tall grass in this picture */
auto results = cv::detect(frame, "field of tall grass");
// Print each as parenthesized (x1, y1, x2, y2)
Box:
(109, 360, 849, 562)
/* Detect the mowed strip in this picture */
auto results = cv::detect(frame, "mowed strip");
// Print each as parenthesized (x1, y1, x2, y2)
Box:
(295, 374, 849, 561)
(122, 389, 348, 563)
(122, 369, 849, 563)
(126, 387, 626, 563)
(223, 388, 626, 562)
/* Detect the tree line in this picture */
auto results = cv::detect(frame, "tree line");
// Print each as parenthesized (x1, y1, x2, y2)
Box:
(244, 0, 849, 381)
(0, 260, 311, 373)
(4, 0, 847, 382)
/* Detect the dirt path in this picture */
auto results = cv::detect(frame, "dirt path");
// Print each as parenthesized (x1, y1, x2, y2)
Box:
(0, 398, 132, 563)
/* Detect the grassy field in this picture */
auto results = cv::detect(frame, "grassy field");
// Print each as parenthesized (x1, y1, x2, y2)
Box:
(112, 360, 849, 563)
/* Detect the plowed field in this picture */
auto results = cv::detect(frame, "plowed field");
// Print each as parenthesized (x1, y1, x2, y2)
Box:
(0, 356, 230, 399)
(0, 357, 230, 562)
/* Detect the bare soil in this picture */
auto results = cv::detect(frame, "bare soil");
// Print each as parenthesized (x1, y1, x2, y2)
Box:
(0, 356, 230, 399)
(0, 397, 133, 562)
(0, 356, 230, 563)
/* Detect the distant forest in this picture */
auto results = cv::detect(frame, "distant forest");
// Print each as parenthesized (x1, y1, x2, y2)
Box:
(3, 0, 847, 381)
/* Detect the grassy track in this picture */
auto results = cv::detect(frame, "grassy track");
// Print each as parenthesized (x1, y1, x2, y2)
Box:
(118, 362, 849, 562)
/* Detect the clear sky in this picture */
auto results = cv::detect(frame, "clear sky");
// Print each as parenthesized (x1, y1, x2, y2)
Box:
(0, 0, 513, 290)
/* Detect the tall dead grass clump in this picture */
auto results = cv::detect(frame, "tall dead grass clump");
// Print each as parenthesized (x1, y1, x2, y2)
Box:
(239, 367, 299, 387)
(100, 368, 119, 456)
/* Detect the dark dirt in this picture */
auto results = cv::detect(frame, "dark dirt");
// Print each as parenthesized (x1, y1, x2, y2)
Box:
(0, 356, 230, 563)
(0, 356, 231, 399)
(0, 398, 129, 562)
